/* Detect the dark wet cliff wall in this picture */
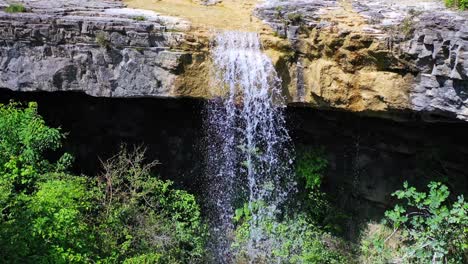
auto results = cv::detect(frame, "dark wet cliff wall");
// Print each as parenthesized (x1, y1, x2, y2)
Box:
(1, 89, 467, 237)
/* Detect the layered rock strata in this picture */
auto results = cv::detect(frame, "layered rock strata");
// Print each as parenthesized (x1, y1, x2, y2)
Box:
(0, 0, 467, 121)
(256, 0, 468, 121)
(0, 0, 209, 97)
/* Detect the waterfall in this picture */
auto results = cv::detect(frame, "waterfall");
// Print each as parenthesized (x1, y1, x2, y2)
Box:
(205, 31, 295, 262)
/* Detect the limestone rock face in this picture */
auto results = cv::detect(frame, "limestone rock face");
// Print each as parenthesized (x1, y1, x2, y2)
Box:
(0, 0, 467, 122)
(0, 0, 209, 98)
(256, 0, 468, 121)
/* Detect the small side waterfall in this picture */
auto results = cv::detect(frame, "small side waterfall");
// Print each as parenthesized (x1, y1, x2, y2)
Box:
(205, 31, 295, 262)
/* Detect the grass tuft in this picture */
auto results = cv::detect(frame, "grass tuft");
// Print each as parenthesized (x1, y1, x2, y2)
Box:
(5, 3, 26, 13)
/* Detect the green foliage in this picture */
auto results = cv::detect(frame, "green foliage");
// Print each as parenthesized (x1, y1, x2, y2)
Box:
(0, 102, 88, 263)
(95, 32, 110, 48)
(445, 0, 468, 10)
(359, 223, 405, 264)
(133, 16, 147, 21)
(0, 102, 207, 263)
(385, 181, 468, 263)
(5, 4, 26, 13)
(95, 147, 207, 263)
(123, 253, 164, 264)
(28, 174, 96, 263)
(0, 102, 69, 187)
(295, 148, 346, 233)
(232, 202, 352, 263)
(287, 13, 303, 25)
(0, 101, 69, 208)
(296, 148, 328, 191)
(1, 174, 96, 263)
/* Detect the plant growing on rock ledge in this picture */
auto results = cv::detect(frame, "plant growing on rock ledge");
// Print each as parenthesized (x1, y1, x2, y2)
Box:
(287, 13, 303, 25)
(95, 32, 110, 49)
(445, 0, 468, 10)
(132, 15, 146, 21)
(5, 4, 26, 13)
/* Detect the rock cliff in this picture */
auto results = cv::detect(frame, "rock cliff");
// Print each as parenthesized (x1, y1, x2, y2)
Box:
(0, 0, 210, 97)
(256, 0, 468, 121)
(0, 0, 467, 121)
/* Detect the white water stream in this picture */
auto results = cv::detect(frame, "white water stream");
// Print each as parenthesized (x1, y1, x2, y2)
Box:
(205, 31, 295, 262)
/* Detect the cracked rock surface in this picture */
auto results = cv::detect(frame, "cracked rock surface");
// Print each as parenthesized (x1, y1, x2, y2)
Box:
(0, 0, 208, 97)
(0, 0, 467, 122)
(256, 0, 468, 121)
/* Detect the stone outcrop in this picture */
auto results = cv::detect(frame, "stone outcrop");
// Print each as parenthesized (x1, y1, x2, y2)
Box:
(0, 0, 209, 97)
(256, 0, 468, 121)
(0, 0, 467, 122)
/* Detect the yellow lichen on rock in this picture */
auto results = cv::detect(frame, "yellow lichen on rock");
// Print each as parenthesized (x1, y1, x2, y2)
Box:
(289, 0, 413, 112)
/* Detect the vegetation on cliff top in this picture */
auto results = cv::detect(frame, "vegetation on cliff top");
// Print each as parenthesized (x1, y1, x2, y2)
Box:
(4, 4, 26, 13)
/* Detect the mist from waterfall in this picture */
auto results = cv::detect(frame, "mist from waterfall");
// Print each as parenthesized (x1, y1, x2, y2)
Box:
(204, 31, 296, 262)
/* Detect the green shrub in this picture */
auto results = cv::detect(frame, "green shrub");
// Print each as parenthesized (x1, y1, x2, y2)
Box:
(28, 175, 96, 263)
(95, 146, 208, 263)
(0, 102, 85, 263)
(5, 4, 26, 13)
(95, 32, 110, 48)
(133, 16, 146, 21)
(295, 148, 347, 233)
(123, 253, 164, 264)
(0, 102, 70, 202)
(385, 181, 467, 263)
(359, 223, 405, 264)
(296, 148, 328, 191)
(232, 202, 352, 263)
(0, 102, 208, 263)
(287, 13, 303, 25)
(445, 0, 468, 10)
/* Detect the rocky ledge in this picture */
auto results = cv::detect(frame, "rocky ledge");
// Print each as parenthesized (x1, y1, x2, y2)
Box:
(0, 0, 210, 97)
(257, 0, 468, 121)
(0, 0, 467, 122)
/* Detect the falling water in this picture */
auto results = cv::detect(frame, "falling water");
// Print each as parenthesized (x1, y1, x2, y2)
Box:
(205, 31, 295, 262)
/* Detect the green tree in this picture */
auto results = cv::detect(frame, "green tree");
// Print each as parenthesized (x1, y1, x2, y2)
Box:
(0, 102, 82, 263)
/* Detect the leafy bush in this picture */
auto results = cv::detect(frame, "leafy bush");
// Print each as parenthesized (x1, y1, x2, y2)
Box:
(295, 148, 329, 218)
(287, 13, 303, 25)
(0, 102, 86, 263)
(295, 148, 347, 233)
(385, 181, 467, 263)
(296, 148, 328, 191)
(28, 174, 97, 263)
(95, 147, 208, 263)
(0, 102, 70, 187)
(5, 4, 26, 13)
(0, 102, 208, 263)
(0, 101, 70, 216)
